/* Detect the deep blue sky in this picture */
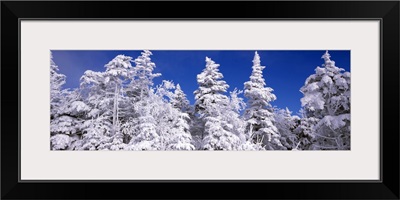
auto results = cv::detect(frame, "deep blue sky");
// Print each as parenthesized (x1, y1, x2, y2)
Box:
(52, 50, 350, 115)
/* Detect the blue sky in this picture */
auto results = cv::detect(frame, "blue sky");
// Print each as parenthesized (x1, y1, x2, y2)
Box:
(51, 50, 350, 115)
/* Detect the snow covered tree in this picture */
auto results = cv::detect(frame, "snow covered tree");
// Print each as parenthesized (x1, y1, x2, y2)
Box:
(50, 52, 68, 150)
(227, 89, 265, 151)
(194, 57, 230, 116)
(78, 55, 134, 150)
(81, 55, 133, 142)
(167, 112, 195, 150)
(50, 52, 66, 118)
(126, 50, 161, 101)
(193, 56, 229, 143)
(79, 70, 114, 139)
(189, 116, 204, 150)
(104, 55, 134, 136)
(127, 105, 159, 150)
(142, 81, 195, 151)
(50, 53, 90, 150)
(243, 51, 282, 150)
(116, 50, 163, 146)
(168, 83, 196, 149)
(80, 55, 133, 136)
(124, 92, 161, 151)
(171, 84, 191, 113)
(201, 116, 241, 150)
(292, 112, 319, 150)
(124, 86, 181, 151)
(123, 52, 170, 150)
(50, 89, 90, 150)
(225, 89, 247, 141)
(79, 116, 109, 150)
(275, 107, 300, 150)
(193, 57, 241, 150)
(300, 51, 351, 150)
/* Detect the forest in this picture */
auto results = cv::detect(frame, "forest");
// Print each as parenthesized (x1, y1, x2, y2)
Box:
(50, 50, 350, 151)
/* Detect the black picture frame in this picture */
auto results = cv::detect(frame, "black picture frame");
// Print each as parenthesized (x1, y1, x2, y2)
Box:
(2, 1, 399, 199)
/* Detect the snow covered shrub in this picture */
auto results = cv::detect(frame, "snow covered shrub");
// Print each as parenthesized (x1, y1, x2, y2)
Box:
(50, 134, 70, 150)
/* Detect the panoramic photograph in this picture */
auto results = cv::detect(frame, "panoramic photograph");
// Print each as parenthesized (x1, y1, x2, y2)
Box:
(50, 50, 350, 151)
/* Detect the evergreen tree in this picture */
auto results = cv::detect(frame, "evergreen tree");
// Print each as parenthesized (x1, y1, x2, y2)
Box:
(104, 55, 134, 137)
(167, 112, 195, 150)
(243, 51, 282, 150)
(300, 51, 351, 150)
(50, 89, 90, 150)
(194, 57, 229, 116)
(50, 53, 89, 150)
(128, 102, 159, 150)
(194, 57, 240, 150)
(127, 50, 161, 100)
(50, 52, 66, 118)
(292, 112, 318, 150)
(124, 52, 181, 151)
(80, 116, 108, 150)
(275, 107, 299, 150)
(79, 55, 133, 150)
(225, 89, 247, 141)
(171, 84, 191, 113)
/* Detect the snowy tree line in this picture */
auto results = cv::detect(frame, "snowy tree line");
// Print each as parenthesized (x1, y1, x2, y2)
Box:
(50, 50, 350, 151)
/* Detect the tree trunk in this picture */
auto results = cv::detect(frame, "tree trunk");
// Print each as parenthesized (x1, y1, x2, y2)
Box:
(112, 83, 119, 135)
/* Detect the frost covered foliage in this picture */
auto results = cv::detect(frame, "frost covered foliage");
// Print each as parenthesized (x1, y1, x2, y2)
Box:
(127, 103, 160, 150)
(243, 52, 283, 150)
(124, 81, 195, 150)
(171, 84, 191, 113)
(50, 53, 90, 150)
(300, 51, 351, 150)
(50, 89, 89, 150)
(50, 50, 350, 151)
(292, 114, 319, 150)
(193, 57, 243, 150)
(50, 52, 67, 117)
(127, 50, 161, 100)
(194, 57, 230, 116)
(274, 108, 300, 150)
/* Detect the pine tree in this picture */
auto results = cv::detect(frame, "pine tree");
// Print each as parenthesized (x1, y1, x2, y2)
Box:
(50, 53, 89, 150)
(167, 112, 195, 150)
(275, 107, 299, 150)
(79, 70, 114, 141)
(167, 83, 196, 150)
(80, 116, 107, 150)
(194, 57, 229, 116)
(50, 89, 90, 150)
(171, 84, 191, 113)
(300, 51, 351, 150)
(78, 55, 134, 150)
(50, 52, 66, 118)
(194, 57, 240, 150)
(80, 55, 133, 135)
(150, 81, 195, 150)
(121, 50, 164, 149)
(202, 116, 241, 150)
(127, 100, 160, 150)
(127, 50, 161, 100)
(243, 51, 282, 150)
(104, 55, 134, 136)
(226, 89, 247, 141)
(292, 111, 318, 150)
